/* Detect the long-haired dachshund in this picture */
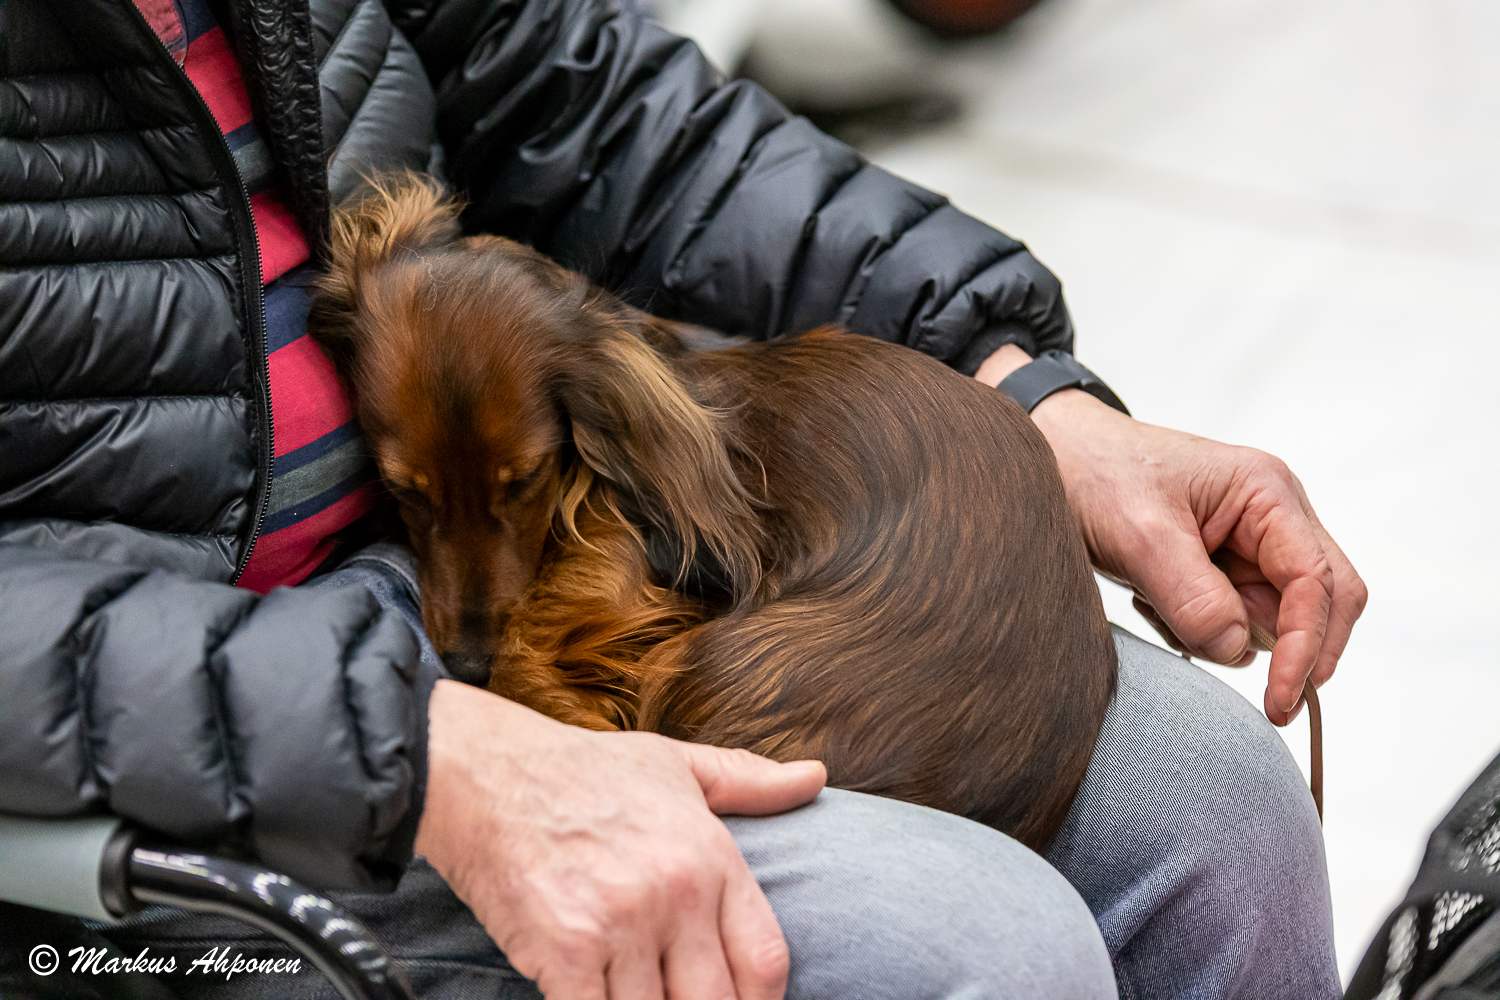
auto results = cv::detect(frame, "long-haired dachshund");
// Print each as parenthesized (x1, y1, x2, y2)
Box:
(309, 173, 1117, 849)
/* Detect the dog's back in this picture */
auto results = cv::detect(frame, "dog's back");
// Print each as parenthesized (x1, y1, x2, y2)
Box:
(312, 173, 1117, 852)
(642, 330, 1118, 849)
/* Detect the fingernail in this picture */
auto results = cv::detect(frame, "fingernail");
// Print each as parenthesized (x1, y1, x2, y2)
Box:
(1205, 624, 1248, 663)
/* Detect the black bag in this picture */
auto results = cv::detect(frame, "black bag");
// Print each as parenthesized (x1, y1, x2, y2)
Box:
(1346, 748, 1500, 999)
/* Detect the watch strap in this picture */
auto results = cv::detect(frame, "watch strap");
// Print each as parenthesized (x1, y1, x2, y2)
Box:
(995, 349, 1130, 416)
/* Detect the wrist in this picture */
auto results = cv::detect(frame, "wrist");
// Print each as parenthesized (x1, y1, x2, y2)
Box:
(975, 345, 1129, 419)
(1028, 386, 1138, 491)
(973, 343, 1032, 388)
(414, 680, 465, 862)
(974, 344, 1125, 436)
(416, 681, 535, 863)
(1030, 382, 1121, 437)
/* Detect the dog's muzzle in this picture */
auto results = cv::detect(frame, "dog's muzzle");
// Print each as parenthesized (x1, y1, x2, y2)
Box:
(440, 651, 494, 687)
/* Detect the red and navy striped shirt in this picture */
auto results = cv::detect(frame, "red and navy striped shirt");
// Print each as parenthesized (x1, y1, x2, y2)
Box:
(134, 0, 376, 593)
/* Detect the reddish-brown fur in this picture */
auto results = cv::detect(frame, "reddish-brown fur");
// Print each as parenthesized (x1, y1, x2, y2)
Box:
(309, 173, 1118, 849)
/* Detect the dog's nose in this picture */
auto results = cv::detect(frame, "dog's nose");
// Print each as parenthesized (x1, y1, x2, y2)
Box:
(440, 651, 494, 687)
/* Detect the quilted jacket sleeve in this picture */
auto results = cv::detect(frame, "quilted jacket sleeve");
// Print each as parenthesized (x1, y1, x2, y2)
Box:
(390, 0, 1073, 372)
(0, 545, 424, 892)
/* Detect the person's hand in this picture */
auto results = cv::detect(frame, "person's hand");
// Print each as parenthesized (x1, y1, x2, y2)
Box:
(415, 679, 827, 999)
(976, 346, 1366, 726)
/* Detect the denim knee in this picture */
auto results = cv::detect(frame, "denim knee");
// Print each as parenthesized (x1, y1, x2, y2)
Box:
(1048, 627, 1338, 1000)
(728, 787, 1117, 1000)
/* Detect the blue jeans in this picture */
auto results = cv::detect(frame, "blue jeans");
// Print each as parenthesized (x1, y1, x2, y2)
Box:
(1050, 629, 1338, 1000)
(44, 544, 1339, 999)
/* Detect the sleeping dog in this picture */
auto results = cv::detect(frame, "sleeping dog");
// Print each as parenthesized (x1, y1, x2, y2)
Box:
(309, 173, 1116, 849)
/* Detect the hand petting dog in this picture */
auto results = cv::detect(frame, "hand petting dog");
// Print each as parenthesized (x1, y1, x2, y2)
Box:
(978, 344, 1368, 727)
(418, 680, 826, 1000)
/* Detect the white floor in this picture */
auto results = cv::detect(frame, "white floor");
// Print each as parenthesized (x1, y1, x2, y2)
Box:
(671, 0, 1500, 982)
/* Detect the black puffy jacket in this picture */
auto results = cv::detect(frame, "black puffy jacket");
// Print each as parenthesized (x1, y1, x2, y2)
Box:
(0, 0, 1075, 889)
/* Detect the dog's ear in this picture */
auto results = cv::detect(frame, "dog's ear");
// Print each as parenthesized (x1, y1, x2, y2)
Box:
(557, 323, 764, 602)
(309, 170, 462, 378)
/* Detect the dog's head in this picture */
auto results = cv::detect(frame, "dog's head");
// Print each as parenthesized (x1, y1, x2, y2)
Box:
(310, 174, 760, 685)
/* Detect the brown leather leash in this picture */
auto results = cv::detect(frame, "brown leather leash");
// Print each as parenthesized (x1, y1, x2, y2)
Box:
(1304, 678, 1323, 822)
(1246, 621, 1323, 822)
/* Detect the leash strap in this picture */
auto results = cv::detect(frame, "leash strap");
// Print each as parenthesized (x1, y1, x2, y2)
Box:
(1248, 620, 1323, 822)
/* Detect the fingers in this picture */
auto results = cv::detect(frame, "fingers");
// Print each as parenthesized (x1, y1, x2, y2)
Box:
(604, 943, 664, 1000)
(424, 695, 796, 1000)
(1044, 405, 1364, 728)
(661, 743, 799, 998)
(516, 833, 765, 1000)
(520, 934, 609, 1000)
(657, 835, 786, 1000)
(525, 926, 678, 1000)
(1211, 549, 1281, 648)
(1123, 483, 1334, 724)
(1133, 591, 1259, 667)
(1237, 501, 1334, 724)
(719, 862, 791, 1000)
(679, 743, 827, 816)
(1130, 593, 1188, 654)
(1211, 482, 1364, 716)
(1232, 583, 1282, 643)
(1304, 515, 1367, 688)
(1125, 517, 1251, 664)
(662, 910, 740, 1000)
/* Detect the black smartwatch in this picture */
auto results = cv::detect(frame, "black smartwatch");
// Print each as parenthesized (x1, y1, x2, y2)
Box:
(995, 349, 1130, 416)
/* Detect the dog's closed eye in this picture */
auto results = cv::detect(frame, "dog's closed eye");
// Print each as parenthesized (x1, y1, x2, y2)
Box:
(389, 483, 433, 525)
(500, 463, 547, 504)
(389, 481, 428, 504)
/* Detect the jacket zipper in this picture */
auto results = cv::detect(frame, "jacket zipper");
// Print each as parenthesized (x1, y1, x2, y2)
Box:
(123, 3, 275, 584)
